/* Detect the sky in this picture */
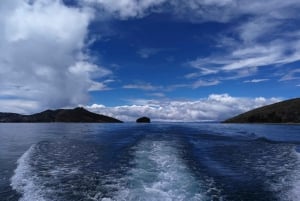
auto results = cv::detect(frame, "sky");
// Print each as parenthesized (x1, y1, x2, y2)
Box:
(0, 0, 299, 121)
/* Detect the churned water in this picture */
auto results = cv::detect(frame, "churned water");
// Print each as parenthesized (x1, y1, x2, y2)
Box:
(0, 123, 300, 201)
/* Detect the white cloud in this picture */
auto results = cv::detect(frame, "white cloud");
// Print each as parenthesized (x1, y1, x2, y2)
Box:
(179, 0, 300, 82)
(123, 83, 160, 91)
(82, 0, 167, 19)
(237, 17, 280, 43)
(280, 69, 300, 81)
(123, 80, 220, 91)
(86, 94, 281, 122)
(244, 79, 269, 83)
(68, 61, 111, 76)
(191, 41, 300, 71)
(79, 0, 300, 22)
(89, 81, 111, 91)
(186, 62, 219, 76)
(188, 40, 300, 81)
(0, 99, 40, 114)
(192, 80, 220, 88)
(0, 0, 111, 112)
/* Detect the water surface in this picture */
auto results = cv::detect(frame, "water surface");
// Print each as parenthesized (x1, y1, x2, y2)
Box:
(0, 123, 300, 201)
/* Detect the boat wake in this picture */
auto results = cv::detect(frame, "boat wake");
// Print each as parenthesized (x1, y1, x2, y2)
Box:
(10, 145, 43, 201)
(10, 140, 102, 201)
(112, 139, 208, 201)
(10, 135, 300, 201)
(10, 138, 213, 201)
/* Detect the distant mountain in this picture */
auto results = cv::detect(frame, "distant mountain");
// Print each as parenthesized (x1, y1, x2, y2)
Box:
(0, 107, 123, 123)
(223, 98, 300, 123)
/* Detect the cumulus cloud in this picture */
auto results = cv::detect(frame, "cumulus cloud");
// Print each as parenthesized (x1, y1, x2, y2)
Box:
(0, 0, 112, 113)
(86, 94, 281, 122)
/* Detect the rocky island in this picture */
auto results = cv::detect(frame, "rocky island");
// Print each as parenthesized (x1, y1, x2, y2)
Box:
(223, 98, 300, 123)
(0, 107, 122, 123)
(136, 117, 151, 123)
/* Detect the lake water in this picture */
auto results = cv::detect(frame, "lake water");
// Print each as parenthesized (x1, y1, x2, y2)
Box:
(0, 123, 300, 201)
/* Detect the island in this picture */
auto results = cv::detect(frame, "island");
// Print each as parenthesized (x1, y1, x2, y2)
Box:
(223, 98, 300, 123)
(0, 107, 123, 123)
(136, 117, 151, 123)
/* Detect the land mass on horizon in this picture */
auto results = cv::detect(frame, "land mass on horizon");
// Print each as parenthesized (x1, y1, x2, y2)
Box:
(0, 107, 122, 123)
(223, 98, 300, 123)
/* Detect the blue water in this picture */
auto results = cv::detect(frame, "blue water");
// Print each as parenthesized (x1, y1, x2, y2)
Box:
(0, 123, 300, 201)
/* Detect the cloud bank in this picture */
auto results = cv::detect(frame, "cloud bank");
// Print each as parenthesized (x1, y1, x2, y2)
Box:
(86, 94, 280, 122)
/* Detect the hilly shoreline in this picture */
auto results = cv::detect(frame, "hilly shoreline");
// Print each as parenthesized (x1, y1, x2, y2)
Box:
(223, 98, 300, 123)
(0, 107, 122, 123)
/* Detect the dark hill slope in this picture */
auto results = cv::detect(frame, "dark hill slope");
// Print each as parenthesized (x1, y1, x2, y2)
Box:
(223, 98, 300, 123)
(0, 107, 122, 123)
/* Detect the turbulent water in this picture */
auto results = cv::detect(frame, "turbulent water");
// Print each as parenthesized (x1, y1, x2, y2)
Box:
(0, 123, 300, 201)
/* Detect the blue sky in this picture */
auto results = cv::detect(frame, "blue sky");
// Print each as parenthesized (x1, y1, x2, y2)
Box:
(0, 0, 299, 121)
(88, 15, 299, 106)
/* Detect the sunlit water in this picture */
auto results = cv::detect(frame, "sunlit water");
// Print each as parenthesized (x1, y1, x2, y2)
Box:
(0, 123, 300, 201)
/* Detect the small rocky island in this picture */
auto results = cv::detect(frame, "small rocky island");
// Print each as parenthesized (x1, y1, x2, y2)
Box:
(0, 107, 122, 123)
(223, 98, 300, 123)
(136, 117, 151, 123)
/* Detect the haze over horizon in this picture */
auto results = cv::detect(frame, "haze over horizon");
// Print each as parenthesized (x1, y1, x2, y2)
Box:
(0, 0, 299, 121)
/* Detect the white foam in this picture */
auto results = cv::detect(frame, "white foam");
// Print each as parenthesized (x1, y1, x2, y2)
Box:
(285, 149, 300, 201)
(112, 140, 206, 201)
(10, 145, 48, 201)
(267, 147, 300, 201)
(10, 140, 212, 201)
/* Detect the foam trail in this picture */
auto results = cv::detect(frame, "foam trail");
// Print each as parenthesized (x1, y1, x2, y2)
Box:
(10, 145, 47, 201)
(268, 146, 300, 201)
(113, 140, 207, 201)
(10, 141, 102, 201)
(286, 148, 300, 201)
